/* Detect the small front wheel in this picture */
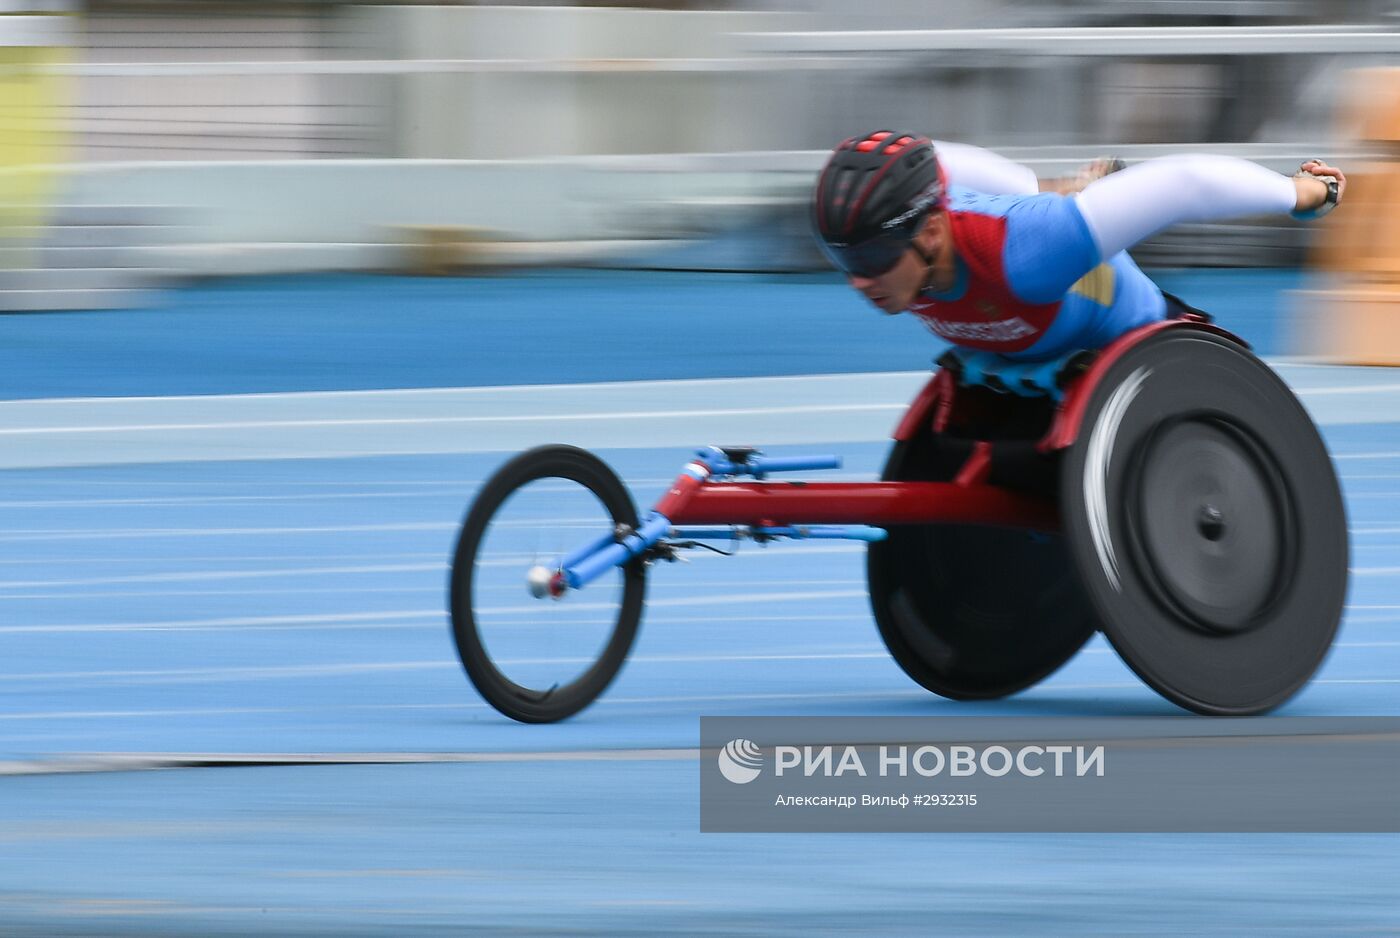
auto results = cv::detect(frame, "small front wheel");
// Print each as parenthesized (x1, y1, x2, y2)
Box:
(449, 445, 646, 723)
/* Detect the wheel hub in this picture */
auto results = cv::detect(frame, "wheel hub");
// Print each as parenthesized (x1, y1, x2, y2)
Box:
(1196, 504, 1226, 541)
(1133, 419, 1290, 634)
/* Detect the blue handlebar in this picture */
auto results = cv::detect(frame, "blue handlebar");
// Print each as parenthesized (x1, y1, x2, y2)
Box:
(697, 447, 841, 477)
(563, 512, 672, 590)
(748, 455, 842, 475)
(671, 525, 887, 543)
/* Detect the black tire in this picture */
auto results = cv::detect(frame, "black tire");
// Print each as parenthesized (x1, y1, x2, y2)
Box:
(449, 445, 646, 723)
(867, 432, 1098, 700)
(1059, 330, 1348, 715)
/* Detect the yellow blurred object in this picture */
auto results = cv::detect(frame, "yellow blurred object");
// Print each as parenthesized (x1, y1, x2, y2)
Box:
(0, 16, 71, 265)
(399, 226, 503, 276)
(1302, 68, 1400, 364)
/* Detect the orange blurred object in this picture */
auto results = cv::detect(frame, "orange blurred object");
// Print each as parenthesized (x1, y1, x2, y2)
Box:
(1299, 68, 1400, 365)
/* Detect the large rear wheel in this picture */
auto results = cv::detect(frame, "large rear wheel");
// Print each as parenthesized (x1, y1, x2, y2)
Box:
(867, 431, 1097, 700)
(1059, 331, 1347, 715)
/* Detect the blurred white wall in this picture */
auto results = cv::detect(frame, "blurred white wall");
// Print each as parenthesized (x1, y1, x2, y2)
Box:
(6, 1, 1397, 304)
(73, 7, 370, 160)
(357, 4, 796, 158)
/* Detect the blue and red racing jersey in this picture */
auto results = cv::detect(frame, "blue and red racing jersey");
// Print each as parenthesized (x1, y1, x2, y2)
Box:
(908, 185, 1167, 361)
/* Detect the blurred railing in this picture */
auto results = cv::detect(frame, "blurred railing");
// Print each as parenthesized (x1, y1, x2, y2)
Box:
(750, 24, 1400, 55)
(48, 9, 1400, 161)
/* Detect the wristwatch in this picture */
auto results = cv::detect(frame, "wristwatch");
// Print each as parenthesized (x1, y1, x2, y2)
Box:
(1291, 171, 1340, 220)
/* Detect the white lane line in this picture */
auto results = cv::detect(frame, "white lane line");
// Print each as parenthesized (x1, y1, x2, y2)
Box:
(0, 362, 1391, 410)
(0, 662, 456, 683)
(0, 692, 937, 721)
(1333, 452, 1400, 460)
(0, 391, 1388, 438)
(0, 592, 1390, 628)
(8, 677, 1400, 722)
(0, 491, 468, 508)
(0, 475, 878, 514)
(0, 563, 446, 590)
(0, 580, 857, 602)
(0, 750, 703, 776)
(0, 522, 459, 542)
(0, 479, 481, 489)
(0, 552, 442, 568)
(0, 616, 448, 632)
(0, 610, 837, 631)
(0, 706, 346, 721)
(0, 652, 898, 684)
(0, 589, 870, 632)
(0, 586, 446, 601)
(0, 518, 1386, 543)
(0, 370, 930, 406)
(11, 643, 1400, 687)
(1294, 383, 1400, 395)
(600, 678, 1400, 705)
(0, 481, 1393, 508)
(0, 610, 443, 634)
(0, 402, 903, 436)
(0, 539, 861, 559)
(1, 369, 1396, 468)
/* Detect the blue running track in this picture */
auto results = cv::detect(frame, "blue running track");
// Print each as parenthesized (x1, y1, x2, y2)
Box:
(0, 270, 1395, 936)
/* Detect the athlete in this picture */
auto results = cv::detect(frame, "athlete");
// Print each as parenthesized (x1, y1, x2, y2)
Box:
(811, 131, 1344, 362)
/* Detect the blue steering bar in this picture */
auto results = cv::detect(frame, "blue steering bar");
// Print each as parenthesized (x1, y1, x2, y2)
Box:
(694, 446, 842, 478)
(548, 446, 880, 593)
(563, 513, 673, 589)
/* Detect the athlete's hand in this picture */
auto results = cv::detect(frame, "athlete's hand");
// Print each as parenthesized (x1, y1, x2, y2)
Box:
(1295, 158, 1346, 212)
(1043, 156, 1126, 195)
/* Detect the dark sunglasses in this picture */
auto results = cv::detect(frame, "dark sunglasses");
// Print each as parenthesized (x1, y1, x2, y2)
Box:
(816, 209, 928, 279)
(817, 234, 913, 279)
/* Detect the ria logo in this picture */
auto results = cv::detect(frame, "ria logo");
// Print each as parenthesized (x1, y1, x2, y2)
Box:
(717, 739, 763, 784)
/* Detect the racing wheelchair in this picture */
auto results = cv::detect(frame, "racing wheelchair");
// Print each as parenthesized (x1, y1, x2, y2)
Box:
(449, 316, 1348, 722)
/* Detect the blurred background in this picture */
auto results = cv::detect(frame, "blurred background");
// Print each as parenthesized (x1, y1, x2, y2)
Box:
(3, 0, 1400, 307)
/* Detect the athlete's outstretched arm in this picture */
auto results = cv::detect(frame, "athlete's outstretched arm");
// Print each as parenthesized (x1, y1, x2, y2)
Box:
(1073, 154, 1343, 259)
(934, 140, 1126, 197)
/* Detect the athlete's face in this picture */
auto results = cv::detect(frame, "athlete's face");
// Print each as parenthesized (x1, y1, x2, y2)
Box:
(846, 250, 925, 315)
(846, 213, 952, 314)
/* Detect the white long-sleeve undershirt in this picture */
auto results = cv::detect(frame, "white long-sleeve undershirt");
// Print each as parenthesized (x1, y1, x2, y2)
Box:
(1072, 154, 1298, 260)
(933, 140, 1040, 196)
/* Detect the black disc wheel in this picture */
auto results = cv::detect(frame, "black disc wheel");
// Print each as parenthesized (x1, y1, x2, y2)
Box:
(1060, 330, 1348, 715)
(867, 434, 1098, 700)
(449, 445, 645, 723)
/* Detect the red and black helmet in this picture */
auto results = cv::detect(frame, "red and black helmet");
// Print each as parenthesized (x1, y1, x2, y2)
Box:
(811, 130, 943, 278)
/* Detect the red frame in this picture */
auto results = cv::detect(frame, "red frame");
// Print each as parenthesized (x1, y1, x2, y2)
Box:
(663, 318, 1242, 535)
